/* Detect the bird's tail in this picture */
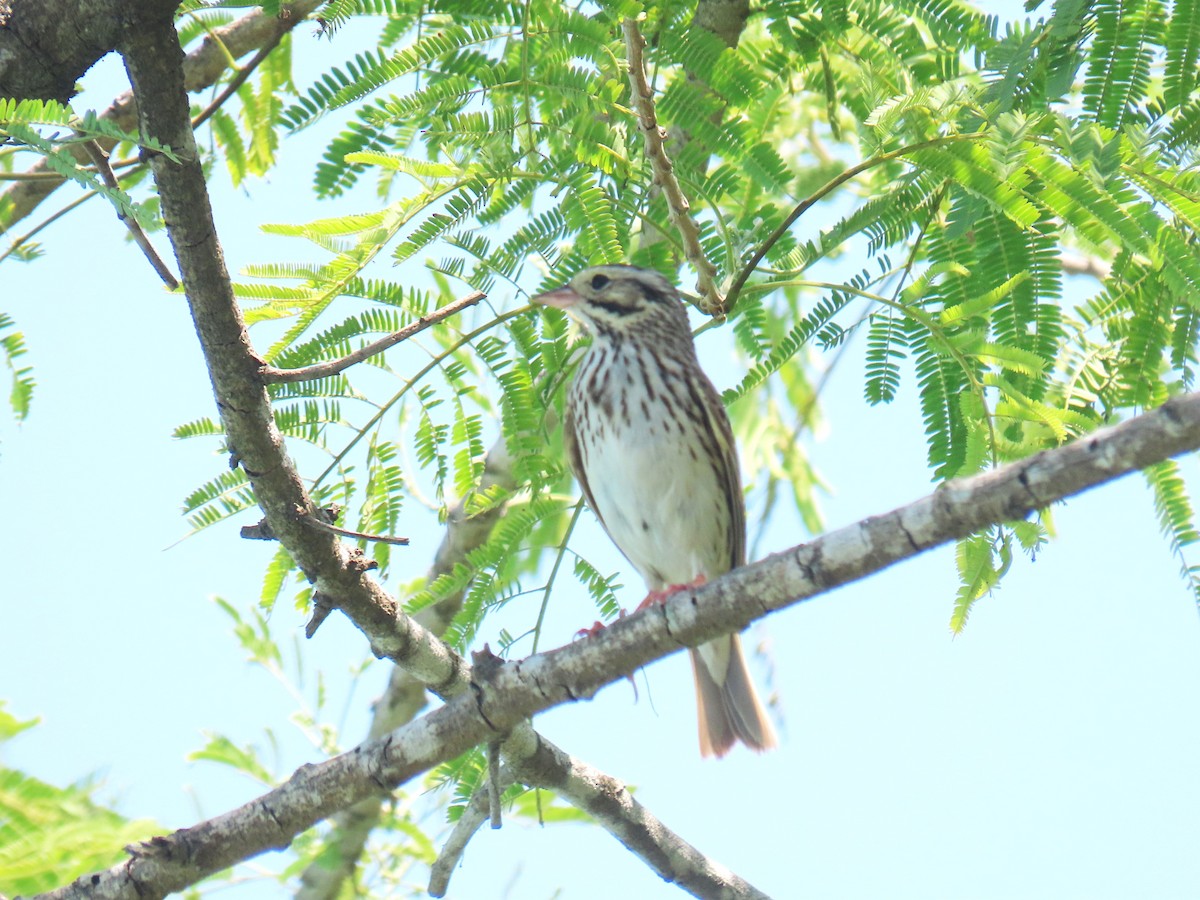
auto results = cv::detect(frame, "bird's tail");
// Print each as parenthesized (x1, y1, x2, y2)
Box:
(690, 634, 778, 758)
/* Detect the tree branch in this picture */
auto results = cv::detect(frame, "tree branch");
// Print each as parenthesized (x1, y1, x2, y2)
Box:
(428, 721, 774, 900)
(501, 726, 771, 900)
(723, 132, 983, 313)
(0, 0, 133, 102)
(119, 1, 470, 699)
(80, 139, 179, 288)
(296, 439, 519, 898)
(623, 18, 723, 316)
(39, 390, 1200, 899)
(1061, 251, 1112, 280)
(301, 515, 410, 547)
(259, 291, 486, 385)
(61, 4, 1186, 898)
(296, 428, 740, 900)
(428, 769, 509, 897)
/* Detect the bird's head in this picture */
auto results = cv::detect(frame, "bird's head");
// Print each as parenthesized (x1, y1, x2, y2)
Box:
(533, 265, 690, 339)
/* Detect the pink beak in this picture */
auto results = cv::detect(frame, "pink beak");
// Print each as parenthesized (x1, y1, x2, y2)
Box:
(532, 285, 580, 309)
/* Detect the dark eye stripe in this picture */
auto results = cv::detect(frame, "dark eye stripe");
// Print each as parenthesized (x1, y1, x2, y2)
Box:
(590, 298, 635, 316)
(638, 285, 672, 304)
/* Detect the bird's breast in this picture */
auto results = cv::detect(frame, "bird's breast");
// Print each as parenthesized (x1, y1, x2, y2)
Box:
(570, 349, 733, 588)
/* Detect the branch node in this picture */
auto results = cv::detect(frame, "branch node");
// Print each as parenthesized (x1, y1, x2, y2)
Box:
(346, 547, 380, 574)
(240, 517, 274, 541)
(470, 644, 505, 732)
(306, 591, 337, 638)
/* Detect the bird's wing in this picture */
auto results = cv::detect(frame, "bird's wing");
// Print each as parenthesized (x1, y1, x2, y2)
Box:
(693, 373, 746, 571)
(563, 398, 611, 536)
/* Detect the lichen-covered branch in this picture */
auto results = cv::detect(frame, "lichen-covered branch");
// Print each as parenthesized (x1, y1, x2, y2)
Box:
(431, 722, 772, 900)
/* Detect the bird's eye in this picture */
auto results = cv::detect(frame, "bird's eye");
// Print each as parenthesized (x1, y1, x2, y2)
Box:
(589, 274, 610, 291)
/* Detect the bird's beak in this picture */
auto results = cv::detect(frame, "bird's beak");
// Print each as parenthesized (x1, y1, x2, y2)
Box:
(532, 285, 580, 309)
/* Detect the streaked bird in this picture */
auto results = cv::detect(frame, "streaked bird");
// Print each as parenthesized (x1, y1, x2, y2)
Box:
(535, 264, 777, 757)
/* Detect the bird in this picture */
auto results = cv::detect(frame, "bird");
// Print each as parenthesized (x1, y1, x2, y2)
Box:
(534, 263, 778, 757)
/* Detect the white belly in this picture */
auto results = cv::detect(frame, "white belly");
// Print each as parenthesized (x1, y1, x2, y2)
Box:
(582, 413, 732, 590)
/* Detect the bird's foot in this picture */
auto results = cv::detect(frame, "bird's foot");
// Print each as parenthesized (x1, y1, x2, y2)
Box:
(635, 574, 708, 612)
(573, 609, 627, 640)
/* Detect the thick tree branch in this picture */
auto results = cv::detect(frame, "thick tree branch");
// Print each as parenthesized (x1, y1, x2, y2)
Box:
(690, 0, 751, 49)
(1061, 251, 1112, 280)
(296, 440, 519, 899)
(0, 0, 134, 103)
(40, 391, 1200, 900)
(118, 1, 470, 699)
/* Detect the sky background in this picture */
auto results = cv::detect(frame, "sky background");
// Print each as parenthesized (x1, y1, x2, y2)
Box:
(4, 6, 1200, 899)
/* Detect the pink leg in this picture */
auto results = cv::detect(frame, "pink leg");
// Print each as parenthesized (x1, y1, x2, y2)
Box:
(574, 609, 626, 640)
(635, 574, 707, 612)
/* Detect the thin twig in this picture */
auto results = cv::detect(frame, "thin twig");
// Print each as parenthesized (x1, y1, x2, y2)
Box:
(303, 515, 410, 546)
(723, 131, 984, 313)
(486, 741, 503, 828)
(428, 773, 512, 897)
(81, 140, 180, 288)
(241, 506, 407, 548)
(259, 291, 487, 384)
(0, 190, 95, 264)
(191, 38, 281, 131)
(622, 18, 725, 316)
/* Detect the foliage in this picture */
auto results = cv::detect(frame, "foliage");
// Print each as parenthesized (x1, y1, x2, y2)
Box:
(0, 705, 158, 895)
(0, 99, 177, 230)
(6, 0, 1200, 892)
(0, 314, 34, 429)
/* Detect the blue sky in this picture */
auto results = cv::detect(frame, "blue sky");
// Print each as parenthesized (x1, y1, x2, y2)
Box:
(4, 7, 1200, 899)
